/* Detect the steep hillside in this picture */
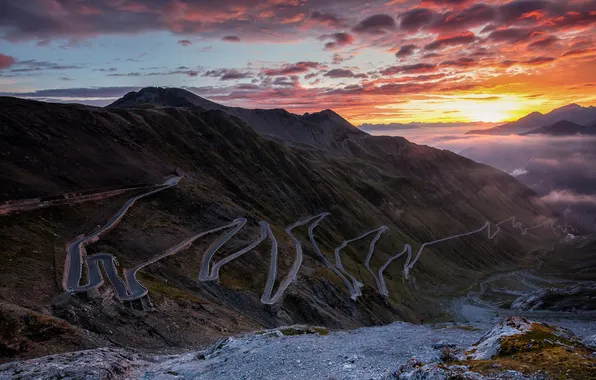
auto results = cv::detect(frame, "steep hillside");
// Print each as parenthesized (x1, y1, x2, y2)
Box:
(0, 95, 557, 361)
(466, 104, 596, 135)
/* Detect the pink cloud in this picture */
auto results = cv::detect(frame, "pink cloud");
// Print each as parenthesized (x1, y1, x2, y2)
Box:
(319, 32, 355, 50)
(424, 31, 476, 50)
(0, 53, 16, 69)
(263, 61, 322, 76)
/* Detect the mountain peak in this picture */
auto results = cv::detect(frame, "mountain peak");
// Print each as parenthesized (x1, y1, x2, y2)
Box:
(551, 103, 581, 112)
(302, 108, 360, 132)
(303, 109, 339, 118)
(107, 86, 221, 109)
(521, 119, 592, 136)
(522, 111, 544, 119)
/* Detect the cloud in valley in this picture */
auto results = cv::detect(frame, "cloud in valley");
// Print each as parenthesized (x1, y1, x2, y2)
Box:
(541, 190, 596, 206)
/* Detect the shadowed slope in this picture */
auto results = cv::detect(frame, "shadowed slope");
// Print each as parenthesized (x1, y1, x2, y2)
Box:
(0, 95, 556, 360)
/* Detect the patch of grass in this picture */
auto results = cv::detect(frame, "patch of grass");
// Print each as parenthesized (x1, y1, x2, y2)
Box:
(22, 313, 73, 342)
(278, 326, 329, 336)
(137, 273, 202, 304)
(442, 325, 482, 332)
(497, 323, 578, 357)
(311, 267, 347, 288)
(219, 272, 254, 291)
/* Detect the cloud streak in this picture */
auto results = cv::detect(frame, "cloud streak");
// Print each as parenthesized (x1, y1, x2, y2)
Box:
(541, 190, 596, 206)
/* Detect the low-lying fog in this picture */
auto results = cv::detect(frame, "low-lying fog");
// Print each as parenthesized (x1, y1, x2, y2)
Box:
(363, 123, 596, 232)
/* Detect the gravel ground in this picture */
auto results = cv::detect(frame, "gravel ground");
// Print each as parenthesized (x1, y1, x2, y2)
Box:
(138, 323, 484, 380)
(4, 280, 596, 380)
(3, 316, 595, 380)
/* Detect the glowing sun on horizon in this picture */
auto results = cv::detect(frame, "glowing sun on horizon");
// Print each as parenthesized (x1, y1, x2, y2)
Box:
(464, 107, 509, 122)
(448, 97, 521, 123)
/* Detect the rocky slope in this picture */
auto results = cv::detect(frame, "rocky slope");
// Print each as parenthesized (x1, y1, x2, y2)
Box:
(1, 317, 594, 380)
(0, 93, 557, 362)
(507, 234, 596, 312)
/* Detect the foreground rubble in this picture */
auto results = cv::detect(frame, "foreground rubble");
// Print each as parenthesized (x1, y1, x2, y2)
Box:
(1, 319, 595, 380)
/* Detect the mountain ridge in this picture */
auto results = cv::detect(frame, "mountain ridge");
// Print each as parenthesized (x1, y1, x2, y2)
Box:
(108, 87, 367, 153)
(521, 120, 595, 136)
(466, 104, 596, 135)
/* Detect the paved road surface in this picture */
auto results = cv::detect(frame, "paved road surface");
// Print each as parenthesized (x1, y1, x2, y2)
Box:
(63, 177, 182, 298)
(62, 175, 567, 303)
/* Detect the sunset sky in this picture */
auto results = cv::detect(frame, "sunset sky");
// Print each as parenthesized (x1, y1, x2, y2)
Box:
(0, 0, 595, 126)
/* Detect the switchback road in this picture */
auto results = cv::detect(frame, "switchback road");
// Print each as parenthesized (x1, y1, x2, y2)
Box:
(62, 179, 567, 303)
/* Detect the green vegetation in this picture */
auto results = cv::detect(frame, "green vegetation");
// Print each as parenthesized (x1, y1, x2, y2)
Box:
(278, 326, 329, 336)
(137, 273, 203, 304)
(439, 325, 482, 332)
(452, 323, 596, 380)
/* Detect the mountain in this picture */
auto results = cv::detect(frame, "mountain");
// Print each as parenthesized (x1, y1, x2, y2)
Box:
(108, 87, 367, 153)
(0, 92, 555, 362)
(466, 103, 596, 135)
(521, 120, 596, 136)
(108, 86, 223, 109)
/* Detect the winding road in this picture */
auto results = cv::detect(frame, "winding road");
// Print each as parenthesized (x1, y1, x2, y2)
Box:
(62, 178, 568, 303)
(63, 177, 182, 299)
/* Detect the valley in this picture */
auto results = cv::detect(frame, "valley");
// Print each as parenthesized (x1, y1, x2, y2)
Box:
(0, 89, 592, 379)
(2, 0, 596, 376)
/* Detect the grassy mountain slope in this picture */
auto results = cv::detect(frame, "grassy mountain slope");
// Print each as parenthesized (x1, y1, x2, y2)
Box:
(0, 95, 556, 361)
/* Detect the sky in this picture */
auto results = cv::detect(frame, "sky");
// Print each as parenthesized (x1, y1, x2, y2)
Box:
(0, 0, 595, 126)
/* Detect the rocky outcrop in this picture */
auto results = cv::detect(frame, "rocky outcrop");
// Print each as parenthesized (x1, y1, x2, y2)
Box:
(511, 284, 596, 311)
(454, 317, 595, 379)
(584, 334, 596, 350)
(395, 317, 596, 379)
(465, 317, 534, 360)
(0, 348, 144, 379)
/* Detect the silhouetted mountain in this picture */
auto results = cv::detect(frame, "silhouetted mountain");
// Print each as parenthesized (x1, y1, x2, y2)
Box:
(108, 86, 222, 109)
(466, 104, 596, 135)
(521, 120, 596, 136)
(109, 87, 366, 153)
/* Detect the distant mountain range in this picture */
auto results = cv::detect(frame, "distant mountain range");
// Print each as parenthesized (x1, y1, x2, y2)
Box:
(466, 103, 596, 136)
(521, 120, 596, 136)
